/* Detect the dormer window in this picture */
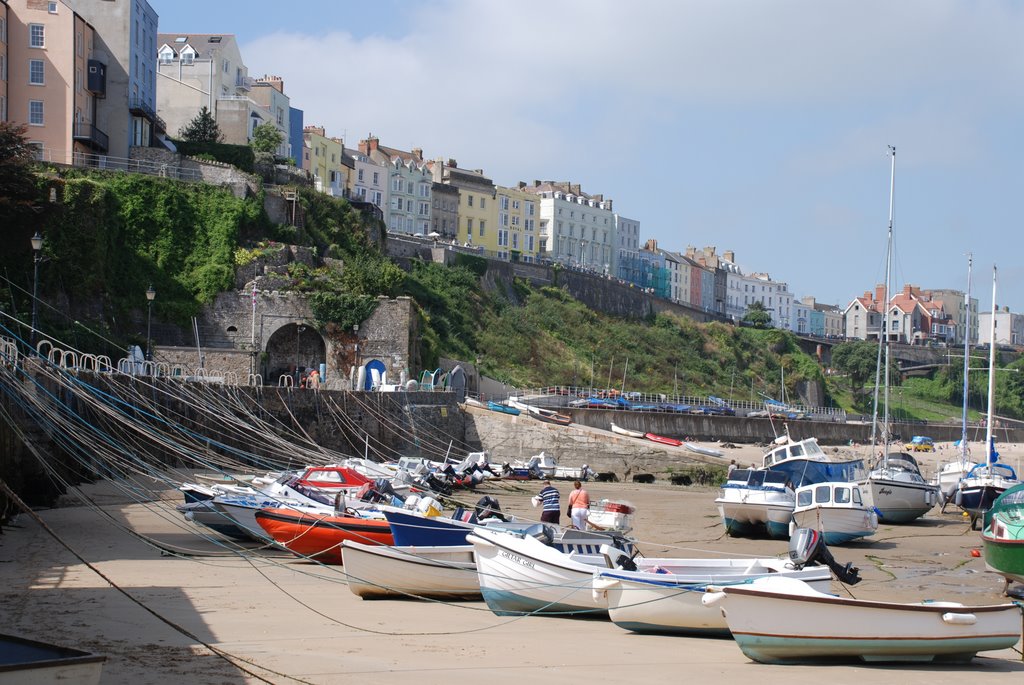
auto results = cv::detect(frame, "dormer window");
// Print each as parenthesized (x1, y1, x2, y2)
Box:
(180, 46, 196, 65)
(158, 46, 175, 64)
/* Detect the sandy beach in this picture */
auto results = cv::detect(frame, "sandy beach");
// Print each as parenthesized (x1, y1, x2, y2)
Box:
(2, 440, 1023, 684)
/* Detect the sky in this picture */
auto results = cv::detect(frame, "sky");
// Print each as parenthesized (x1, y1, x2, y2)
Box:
(152, 0, 1024, 314)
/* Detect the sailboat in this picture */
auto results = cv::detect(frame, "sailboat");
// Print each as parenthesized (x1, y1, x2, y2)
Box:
(956, 265, 1019, 528)
(860, 146, 940, 523)
(935, 254, 979, 504)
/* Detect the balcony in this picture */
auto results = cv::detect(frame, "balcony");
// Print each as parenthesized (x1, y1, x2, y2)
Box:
(128, 97, 167, 132)
(73, 122, 109, 152)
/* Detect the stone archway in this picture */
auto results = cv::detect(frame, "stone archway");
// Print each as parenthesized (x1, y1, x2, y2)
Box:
(264, 323, 326, 385)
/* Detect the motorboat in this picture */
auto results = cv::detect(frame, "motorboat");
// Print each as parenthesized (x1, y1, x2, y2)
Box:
(715, 468, 795, 539)
(342, 541, 480, 600)
(703, 575, 1022, 664)
(610, 422, 644, 439)
(790, 481, 877, 545)
(254, 506, 393, 564)
(981, 483, 1024, 588)
(861, 451, 939, 523)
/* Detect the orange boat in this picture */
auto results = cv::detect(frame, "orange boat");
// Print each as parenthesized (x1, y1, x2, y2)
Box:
(644, 432, 683, 447)
(255, 507, 393, 564)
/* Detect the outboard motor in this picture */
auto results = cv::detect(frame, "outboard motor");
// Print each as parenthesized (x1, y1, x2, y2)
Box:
(788, 528, 861, 585)
(474, 495, 507, 521)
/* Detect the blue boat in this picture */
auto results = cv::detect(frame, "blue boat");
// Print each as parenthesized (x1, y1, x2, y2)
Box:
(486, 401, 521, 416)
(383, 508, 529, 547)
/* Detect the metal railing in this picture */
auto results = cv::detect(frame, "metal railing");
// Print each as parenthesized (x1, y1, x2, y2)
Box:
(72, 122, 109, 152)
(34, 147, 206, 183)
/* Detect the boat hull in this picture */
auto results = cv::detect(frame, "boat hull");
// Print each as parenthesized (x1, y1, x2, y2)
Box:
(981, 535, 1024, 584)
(791, 506, 876, 545)
(596, 563, 831, 636)
(717, 498, 794, 539)
(343, 542, 480, 600)
(707, 577, 1022, 664)
(255, 508, 393, 564)
(644, 432, 682, 447)
(864, 475, 938, 523)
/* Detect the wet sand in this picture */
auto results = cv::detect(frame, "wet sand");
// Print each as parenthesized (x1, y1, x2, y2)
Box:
(1, 441, 1023, 684)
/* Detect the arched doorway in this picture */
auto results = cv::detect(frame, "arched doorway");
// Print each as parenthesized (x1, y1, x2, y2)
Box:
(264, 323, 326, 385)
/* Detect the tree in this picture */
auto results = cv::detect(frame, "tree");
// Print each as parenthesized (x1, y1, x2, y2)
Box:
(742, 301, 772, 328)
(831, 341, 880, 399)
(250, 122, 284, 155)
(178, 106, 223, 143)
(0, 121, 41, 215)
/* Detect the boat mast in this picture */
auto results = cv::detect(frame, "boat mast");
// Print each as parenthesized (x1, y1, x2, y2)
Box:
(869, 146, 895, 463)
(960, 254, 972, 464)
(984, 265, 997, 464)
(881, 146, 895, 466)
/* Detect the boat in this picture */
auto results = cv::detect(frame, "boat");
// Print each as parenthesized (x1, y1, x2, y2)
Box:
(176, 499, 252, 541)
(383, 500, 528, 547)
(508, 398, 572, 425)
(610, 422, 645, 439)
(790, 481, 877, 545)
(858, 146, 940, 523)
(0, 633, 106, 685)
(342, 541, 481, 600)
(594, 556, 832, 636)
(862, 451, 939, 524)
(486, 400, 520, 416)
(254, 507, 393, 564)
(981, 483, 1024, 587)
(468, 525, 637, 617)
(715, 467, 795, 538)
(644, 432, 682, 447)
(684, 442, 724, 457)
(956, 267, 1019, 526)
(935, 255, 979, 504)
(703, 575, 1023, 664)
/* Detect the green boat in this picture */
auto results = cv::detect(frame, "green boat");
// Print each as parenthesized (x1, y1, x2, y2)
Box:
(981, 483, 1024, 588)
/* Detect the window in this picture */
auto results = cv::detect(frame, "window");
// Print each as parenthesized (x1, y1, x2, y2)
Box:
(48, 1, 58, 13)
(372, 171, 379, 185)
(159, 48, 174, 64)
(467, 195, 473, 207)
(479, 220, 486, 237)
(29, 24, 45, 48)
(182, 50, 194, 65)
(0, 18, 6, 44)
(500, 196, 509, 210)
(466, 218, 473, 233)
(29, 59, 44, 84)
(357, 169, 364, 182)
(419, 202, 428, 216)
(0, 55, 6, 82)
(480, 197, 486, 209)
(29, 100, 44, 125)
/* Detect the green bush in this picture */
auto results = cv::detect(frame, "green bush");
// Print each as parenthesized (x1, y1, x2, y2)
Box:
(173, 140, 256, 173)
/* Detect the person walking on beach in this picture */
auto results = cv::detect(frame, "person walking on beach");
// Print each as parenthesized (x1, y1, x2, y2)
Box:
(567, 480, 590, 530)
(537, 480, 560, 524)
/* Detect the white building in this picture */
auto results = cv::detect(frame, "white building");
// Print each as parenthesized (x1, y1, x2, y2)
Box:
(524, 181, 614, 272)
(613, 214, 640, 282)
(979, 307, 1024, 346)
(347, 146, 388, 210)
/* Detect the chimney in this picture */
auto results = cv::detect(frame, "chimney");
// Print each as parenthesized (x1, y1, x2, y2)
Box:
(724, 250, 735, 262)
(257, 75, 285, 92)
(875, 284, 886, 303)
(570, 183, 581, 195)
(903, 284, 913, 297)
(448, 158, 457, 168)
(518, 181, 526, 189)
(412, 147, 423, 161)
(304, 125, 325, 137)
(534, 180, 541, 187)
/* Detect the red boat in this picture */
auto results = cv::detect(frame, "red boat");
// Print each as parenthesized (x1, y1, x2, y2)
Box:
(644, 432, 683, 447)
(292, 466, 373, 491)
(255, 507, 393, 564)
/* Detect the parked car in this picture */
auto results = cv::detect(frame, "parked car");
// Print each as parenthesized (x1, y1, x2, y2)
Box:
(908, 436, 935, 452)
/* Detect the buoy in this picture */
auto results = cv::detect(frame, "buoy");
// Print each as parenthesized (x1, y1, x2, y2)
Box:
(970, 549, 981, 558)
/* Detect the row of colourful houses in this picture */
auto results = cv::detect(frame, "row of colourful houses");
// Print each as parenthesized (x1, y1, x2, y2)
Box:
(2, 1, 1013, 345)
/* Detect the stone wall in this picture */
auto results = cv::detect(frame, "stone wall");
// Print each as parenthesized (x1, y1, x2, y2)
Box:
(154, 292, 415, 391)
(129, 147, 260, 198)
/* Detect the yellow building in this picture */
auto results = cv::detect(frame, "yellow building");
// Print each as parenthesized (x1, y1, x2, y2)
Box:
(496, 185, 540, 262)
(431, 159, 497, 252)
(302, 126, 352, 197)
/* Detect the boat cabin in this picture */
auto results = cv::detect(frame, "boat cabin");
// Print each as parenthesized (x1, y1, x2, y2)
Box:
(762, 437, 828, 469)
(796, 482, 866, 510)
(724, 469, 792, 490)
(292, 466, 372, 490)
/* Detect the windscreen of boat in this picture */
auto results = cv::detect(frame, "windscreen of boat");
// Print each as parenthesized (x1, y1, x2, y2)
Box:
(768, 458, 865, 488)
(726, 469, 753, 484)
(991, 484, 1024, 511)
(884, 452, 922, 473)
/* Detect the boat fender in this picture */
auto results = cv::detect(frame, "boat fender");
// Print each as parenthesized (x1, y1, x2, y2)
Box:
(592, 575, 619, 601)
(702, 590, 726, 608)
(941, 612, 977, 625)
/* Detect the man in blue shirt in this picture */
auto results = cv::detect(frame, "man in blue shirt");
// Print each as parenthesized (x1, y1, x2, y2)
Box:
(537, 480, 560, 524)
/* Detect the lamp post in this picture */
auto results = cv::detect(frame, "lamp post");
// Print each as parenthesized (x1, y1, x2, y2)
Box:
(30, 232, 43, 351)
(353, 324, 359, 365)
(145, 285, 156, 361)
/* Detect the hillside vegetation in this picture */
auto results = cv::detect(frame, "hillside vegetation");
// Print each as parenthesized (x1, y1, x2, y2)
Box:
(3, 160, 1020, 419)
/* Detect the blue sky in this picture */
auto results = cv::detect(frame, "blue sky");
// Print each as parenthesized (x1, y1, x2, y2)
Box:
(153, 1, 1024, 315)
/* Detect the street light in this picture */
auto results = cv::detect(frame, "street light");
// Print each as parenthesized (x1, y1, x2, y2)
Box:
(145, 285, 156, 361)
(30, 232, 43, 351)
(353, 324, 360, 365)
